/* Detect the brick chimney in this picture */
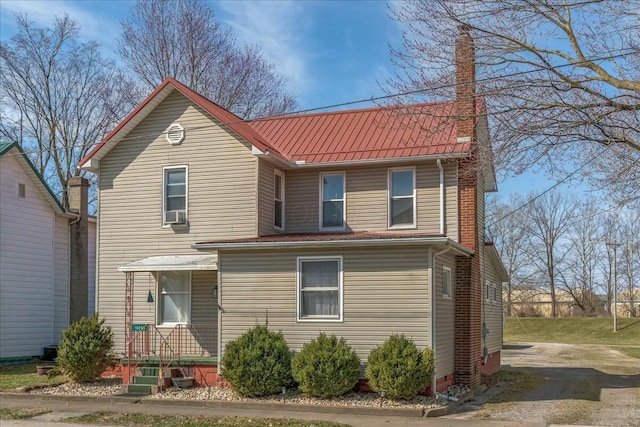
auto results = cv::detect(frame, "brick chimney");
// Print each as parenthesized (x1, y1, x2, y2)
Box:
(69, 177, 89, 322)
(454, 26, 483, 389)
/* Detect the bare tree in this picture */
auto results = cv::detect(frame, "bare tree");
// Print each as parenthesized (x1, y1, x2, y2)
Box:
(0, 14, 137, 209)
(389, 0, 640, 205)
(522, 191, 577, 317)
(486, 194, 537, 316)
(118, 0, 297, 119)
(618, 210, 640, 316)
(559, 201, 601, 316)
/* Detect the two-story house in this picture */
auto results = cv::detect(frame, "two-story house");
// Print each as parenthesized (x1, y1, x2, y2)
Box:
(79, 29, 507, 392)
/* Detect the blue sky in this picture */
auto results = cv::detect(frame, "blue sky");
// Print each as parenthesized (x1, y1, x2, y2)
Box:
(0, 0, 573, 199)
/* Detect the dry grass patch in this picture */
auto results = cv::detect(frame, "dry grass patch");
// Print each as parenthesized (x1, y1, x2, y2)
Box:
(67, 412, 350, 427)
(0, 361, 67, 391)
(0, 408, 51, 420)
(487, 369, 542, 403)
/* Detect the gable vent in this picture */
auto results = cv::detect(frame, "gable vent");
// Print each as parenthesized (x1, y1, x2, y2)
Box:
(166, 123, 185, 145)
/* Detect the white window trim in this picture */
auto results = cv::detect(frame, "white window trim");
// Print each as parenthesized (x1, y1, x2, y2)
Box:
(442, 266, 452, 299)
(319, 172, 346, 231)
(162, 165, 188, 227)
(274, 169, 285, 230)
(387, 167, 417, 229)
(157, 271, 192, 326)
(485, 280, 491, 303)
(296, 256, 344, 322)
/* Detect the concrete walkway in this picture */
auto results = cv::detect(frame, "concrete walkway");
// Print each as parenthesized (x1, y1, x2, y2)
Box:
(0, 392, 545, 427)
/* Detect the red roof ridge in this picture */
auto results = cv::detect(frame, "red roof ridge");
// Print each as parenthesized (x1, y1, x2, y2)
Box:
(248, 99, 457, 124)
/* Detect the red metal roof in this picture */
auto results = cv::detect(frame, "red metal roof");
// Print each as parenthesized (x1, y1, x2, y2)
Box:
(250, 102, 471, 163)
(79, 78, 287, 167)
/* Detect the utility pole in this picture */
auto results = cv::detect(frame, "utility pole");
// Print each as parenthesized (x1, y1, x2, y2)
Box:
(606, 242, 619, 333)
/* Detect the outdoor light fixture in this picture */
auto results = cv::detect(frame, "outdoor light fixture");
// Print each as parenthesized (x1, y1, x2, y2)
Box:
(147, 290, 154, 303)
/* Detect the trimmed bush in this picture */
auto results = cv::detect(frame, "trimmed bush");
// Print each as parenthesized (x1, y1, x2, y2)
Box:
(57, 314, 114, 383)
(221, 325, 293, 397)
(365, 334, 434, 400)
(292, 333, 360, 397)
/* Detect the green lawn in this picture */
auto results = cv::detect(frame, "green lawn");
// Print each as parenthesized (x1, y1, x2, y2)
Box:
(0, 361, 67, 391)
(0, 408, 51, 420)
(504, 317, 640, 346)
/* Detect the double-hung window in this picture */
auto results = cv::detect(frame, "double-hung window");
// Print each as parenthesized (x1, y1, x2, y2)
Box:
(163, 166, 187, 225)
(274, 170, 284, 229)
(442, 266, 452, 298)
(485, 280, 492, 302)
(159, 271, 191, 324)
(388, 168, 416, 228)
(297, 256, 343, 321)
(320, 173, 345, 230)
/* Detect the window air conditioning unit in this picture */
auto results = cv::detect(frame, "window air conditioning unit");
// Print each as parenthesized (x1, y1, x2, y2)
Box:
(165, 210, 187, 225)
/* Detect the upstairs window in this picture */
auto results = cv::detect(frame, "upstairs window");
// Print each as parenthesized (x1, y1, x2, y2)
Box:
(274, 170, 285, 229)
(159, 271, 191, 324)
(320, 172, 345, 230)
(163, 166, 187, 225)
(388, 168, 416, 228)
(297, 256, 343, 321)
(442, 266, 452, 298)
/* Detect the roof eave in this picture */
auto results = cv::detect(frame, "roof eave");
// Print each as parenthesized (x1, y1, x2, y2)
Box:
(193, 236, 474, 255)
(291, 152, 469, 168)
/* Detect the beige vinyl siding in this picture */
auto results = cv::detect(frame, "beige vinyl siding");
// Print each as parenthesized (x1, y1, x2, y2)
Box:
(219, 246, 431, 362)
(257, 159, 283, 236)
(434, 253, 457, 379)
(88, 220, 96, 316)
(482, 252, 503, 354)
(97, 90, 255, 353)
(0, 154, 56, 357)
(285, 161, 458, 237)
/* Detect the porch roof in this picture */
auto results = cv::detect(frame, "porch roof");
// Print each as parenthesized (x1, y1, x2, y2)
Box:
(117, 254, 218, 272)
(192, 232, 473, 256)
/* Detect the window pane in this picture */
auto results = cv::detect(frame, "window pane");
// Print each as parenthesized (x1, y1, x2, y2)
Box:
(167, 197, 186, 211)
(323, 201, 344, 228)
(166, 169, 185, 185)
(167, 185, 185, 197)
(391, 170, 413, 197)
(322, 175, 344, 200)
(391, 198, 413, 225)
(161, 272, 189, 293)
(274, 174, 282, 199)
(301, 260, 338, 288)
(275, 200, 283, 228)
(162, 294, 189, 323)
(442, 269, 451, 296)
(302, 290, 339, 317)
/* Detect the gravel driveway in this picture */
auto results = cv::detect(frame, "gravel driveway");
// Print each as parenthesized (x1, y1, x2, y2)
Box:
(449, 342, 640, 427)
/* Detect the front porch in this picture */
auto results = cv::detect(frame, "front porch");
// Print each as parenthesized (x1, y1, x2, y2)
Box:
(118, 254, 220, 392)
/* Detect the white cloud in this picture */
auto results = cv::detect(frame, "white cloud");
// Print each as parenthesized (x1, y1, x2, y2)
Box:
(215, 0, 312, 98)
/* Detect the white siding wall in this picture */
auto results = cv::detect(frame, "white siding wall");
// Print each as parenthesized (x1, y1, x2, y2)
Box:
(219, 246, 431, 362)
(97, 90, 253, 353)
(0, 155, 56, 358)
(53, 215, 70, 344)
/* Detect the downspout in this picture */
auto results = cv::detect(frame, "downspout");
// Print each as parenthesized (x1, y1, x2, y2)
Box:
(437, 159, 445, 235)
(431, 243, 452, 395)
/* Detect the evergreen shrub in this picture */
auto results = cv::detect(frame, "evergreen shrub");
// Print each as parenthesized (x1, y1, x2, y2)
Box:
(221, 325, 293, 397)
(57, 314, 114, 383)
(365, 334, 434, 399)
(292, 333, 360, 397)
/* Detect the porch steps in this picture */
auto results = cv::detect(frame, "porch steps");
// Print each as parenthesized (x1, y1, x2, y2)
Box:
(123, 366, 193, 395)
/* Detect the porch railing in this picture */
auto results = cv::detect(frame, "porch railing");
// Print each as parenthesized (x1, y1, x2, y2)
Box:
(125, 323, 216, 387)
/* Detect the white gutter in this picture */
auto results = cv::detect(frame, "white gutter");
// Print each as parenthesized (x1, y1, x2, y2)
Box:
(291, 153, 468, 169)
(193, 237, 474, 254)
(431, 243, 452, 395)
(436, 159, 445, 235)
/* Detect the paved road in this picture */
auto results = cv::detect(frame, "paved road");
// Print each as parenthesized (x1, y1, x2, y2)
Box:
(447, 342, 640, 427)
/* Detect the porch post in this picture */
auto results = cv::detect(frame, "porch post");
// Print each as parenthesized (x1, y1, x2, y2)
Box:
(125, 272, 134, 356)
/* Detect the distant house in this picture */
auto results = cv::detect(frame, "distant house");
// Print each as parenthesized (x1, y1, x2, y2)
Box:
(507, 289, 608, 318)
(80, 29, 508, 392)
(0, 142, 96, 361)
